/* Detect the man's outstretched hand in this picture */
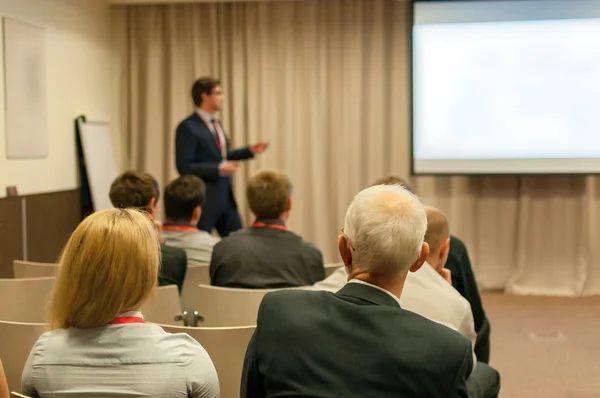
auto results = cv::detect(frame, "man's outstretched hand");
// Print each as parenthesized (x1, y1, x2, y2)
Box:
(250, 141, 270, 154)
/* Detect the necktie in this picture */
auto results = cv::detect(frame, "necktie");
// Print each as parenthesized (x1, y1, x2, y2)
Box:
(210, 118, 222, 152)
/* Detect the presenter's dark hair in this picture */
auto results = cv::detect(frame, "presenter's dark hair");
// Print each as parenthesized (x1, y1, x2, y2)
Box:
(109, 171, 159, 210)
(192, 77, 221, 107)
(164, 175, 206, 222)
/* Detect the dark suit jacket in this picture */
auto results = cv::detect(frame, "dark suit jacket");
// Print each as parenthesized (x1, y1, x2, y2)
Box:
(446, 235, 491, 362)
(242, 282, 473, 398)
(175, 113, 253, 214)
(159, 244, 187, 293)
(210, 218, 325, 288)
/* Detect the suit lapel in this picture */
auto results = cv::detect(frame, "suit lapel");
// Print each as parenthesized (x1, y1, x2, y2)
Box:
(336, 282, 401, 309)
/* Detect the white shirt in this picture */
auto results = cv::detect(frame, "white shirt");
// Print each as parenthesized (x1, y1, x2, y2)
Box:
(313, 264, 478, 370)
(22, 311, 219, 398)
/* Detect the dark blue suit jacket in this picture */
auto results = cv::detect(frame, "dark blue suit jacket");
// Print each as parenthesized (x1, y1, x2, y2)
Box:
(175, 113, 253, 215)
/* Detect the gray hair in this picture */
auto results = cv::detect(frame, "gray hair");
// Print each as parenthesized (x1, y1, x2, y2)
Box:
(343, 184, 427, 276)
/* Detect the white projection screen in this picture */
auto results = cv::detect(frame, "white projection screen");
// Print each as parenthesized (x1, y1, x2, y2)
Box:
(412, 0, 600, 174)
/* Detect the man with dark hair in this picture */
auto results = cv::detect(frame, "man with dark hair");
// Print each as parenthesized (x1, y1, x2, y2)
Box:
(162, 175, 220, 263)
(109, 171, 188, 293)
(210, 170, 325, 288)
(175, 76, 270, 237)
(369, 175, 491, 363)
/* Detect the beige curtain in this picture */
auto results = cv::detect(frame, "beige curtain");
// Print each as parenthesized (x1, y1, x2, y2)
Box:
(113, 0, 600, 296)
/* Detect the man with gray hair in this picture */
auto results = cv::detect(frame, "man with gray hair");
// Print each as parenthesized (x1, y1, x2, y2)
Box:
(242, 184, 472, 398)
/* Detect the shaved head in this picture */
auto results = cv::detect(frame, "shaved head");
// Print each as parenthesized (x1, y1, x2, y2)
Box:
(424, 206, 449, 254)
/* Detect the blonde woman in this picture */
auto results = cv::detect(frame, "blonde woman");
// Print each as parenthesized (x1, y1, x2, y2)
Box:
(21, 209, 219, 398)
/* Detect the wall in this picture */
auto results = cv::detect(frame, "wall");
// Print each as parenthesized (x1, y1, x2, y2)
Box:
(0, 0, 117, 198)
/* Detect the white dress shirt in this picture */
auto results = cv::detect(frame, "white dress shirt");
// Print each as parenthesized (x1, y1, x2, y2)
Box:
(313, 264, 478, 369)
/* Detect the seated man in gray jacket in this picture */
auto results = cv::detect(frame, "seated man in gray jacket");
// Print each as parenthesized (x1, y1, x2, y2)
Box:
(210, 169, 325, 288)
(162, 175, 220, 263)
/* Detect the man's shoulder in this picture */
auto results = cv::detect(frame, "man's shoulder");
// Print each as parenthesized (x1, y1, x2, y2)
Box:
(449, 235, 467, 255)
(161, 244, 187, 262)
(400, 308, 471, 351)
(177, 113, 204, 130)
(261, 288, 330, 309)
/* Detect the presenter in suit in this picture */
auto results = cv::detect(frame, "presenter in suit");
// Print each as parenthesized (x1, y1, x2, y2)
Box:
(175, 77, 269, 237)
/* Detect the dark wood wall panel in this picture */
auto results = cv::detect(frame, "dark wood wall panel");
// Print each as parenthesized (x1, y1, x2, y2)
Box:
(0, 197, 24, 277)
(0, 189, 81, 276)
(26, 190, 81, 263)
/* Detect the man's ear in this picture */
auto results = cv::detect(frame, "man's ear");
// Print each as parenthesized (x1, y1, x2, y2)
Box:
(440, 237, 450, 259)
(409, 242, 430, 273)
(285, 197, 292, 213)
(148, 197, 157, 218)
(193, 205, 202, 221)
(338, 234, 352, 268)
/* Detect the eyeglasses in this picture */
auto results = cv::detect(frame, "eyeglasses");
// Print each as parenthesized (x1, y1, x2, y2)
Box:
(341, 228, 356, 251)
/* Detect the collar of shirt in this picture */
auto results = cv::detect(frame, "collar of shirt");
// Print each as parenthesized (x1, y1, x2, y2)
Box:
(196, 108, 218, 132)
(252, 218, 286, 228)
(348, 279, 402, 307)
(115, 310, 144, 319)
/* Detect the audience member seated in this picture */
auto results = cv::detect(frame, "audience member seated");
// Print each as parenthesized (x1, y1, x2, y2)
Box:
(242, 184, 472, 397)
(313, 204, 501, 397)
(210, 170, 325, 288)
(109, 171, 188, 293)
(0, 360, 8, 398)
(162, 175, 220, 263)
(21, 209, 219, 398)
(372, 175, 492, 363)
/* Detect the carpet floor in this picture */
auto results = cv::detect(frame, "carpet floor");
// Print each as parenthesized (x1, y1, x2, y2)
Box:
(482, 292, 600, 398)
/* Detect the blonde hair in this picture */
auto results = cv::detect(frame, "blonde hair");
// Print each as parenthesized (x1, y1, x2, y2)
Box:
(424, 206, 449, 253)
(344, 184, 427, 276)
(48, 208, 160, 330)
(246, 170, 293, 219)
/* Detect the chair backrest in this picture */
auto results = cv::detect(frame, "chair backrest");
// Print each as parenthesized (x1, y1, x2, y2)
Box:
(0, 320, 45, 394)
(196, 285, 284, 327)
(0, 278, 54, 323)
(11, 392, 33, 398)
(160, 324, 255, 398)
(180, 264, 210, 314)
(143, 285, 185, 326)
(324, 262, 344, 277)
(12, 260, 58, 279)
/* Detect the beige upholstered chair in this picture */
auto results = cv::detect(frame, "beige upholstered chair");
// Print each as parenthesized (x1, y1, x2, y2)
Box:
(160, 324, 255, 398)
(0, 321, 44, 394)
(143, 285, 186, 326)
(195, 285, 294, 327)
(0, 278, 54, 323)
(12, 261, 58, 279)
(324, 262, 344, 277)
(180, 264, 210, 315)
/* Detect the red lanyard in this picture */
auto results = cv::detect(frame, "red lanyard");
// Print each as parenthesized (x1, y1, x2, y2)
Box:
(251, 222, 287, 231)
(108, 316, 145, 325)
(162, 225, 198, 232)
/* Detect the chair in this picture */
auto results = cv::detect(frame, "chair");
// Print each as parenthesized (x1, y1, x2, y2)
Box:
(0, 320, 45, 394)
(180, 264, 210, 315)
(0, 278, 54, 323)
(143, 285, 187, 326)
(12, 260, 58, 279)
(11, 393, 32, 398)
(195, 285, 289, 327)
(324, 262, 343, 277)
(160, 324, 255, 398)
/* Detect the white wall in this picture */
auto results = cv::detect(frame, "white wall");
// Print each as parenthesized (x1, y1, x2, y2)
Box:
(0, 0, 115, 198)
